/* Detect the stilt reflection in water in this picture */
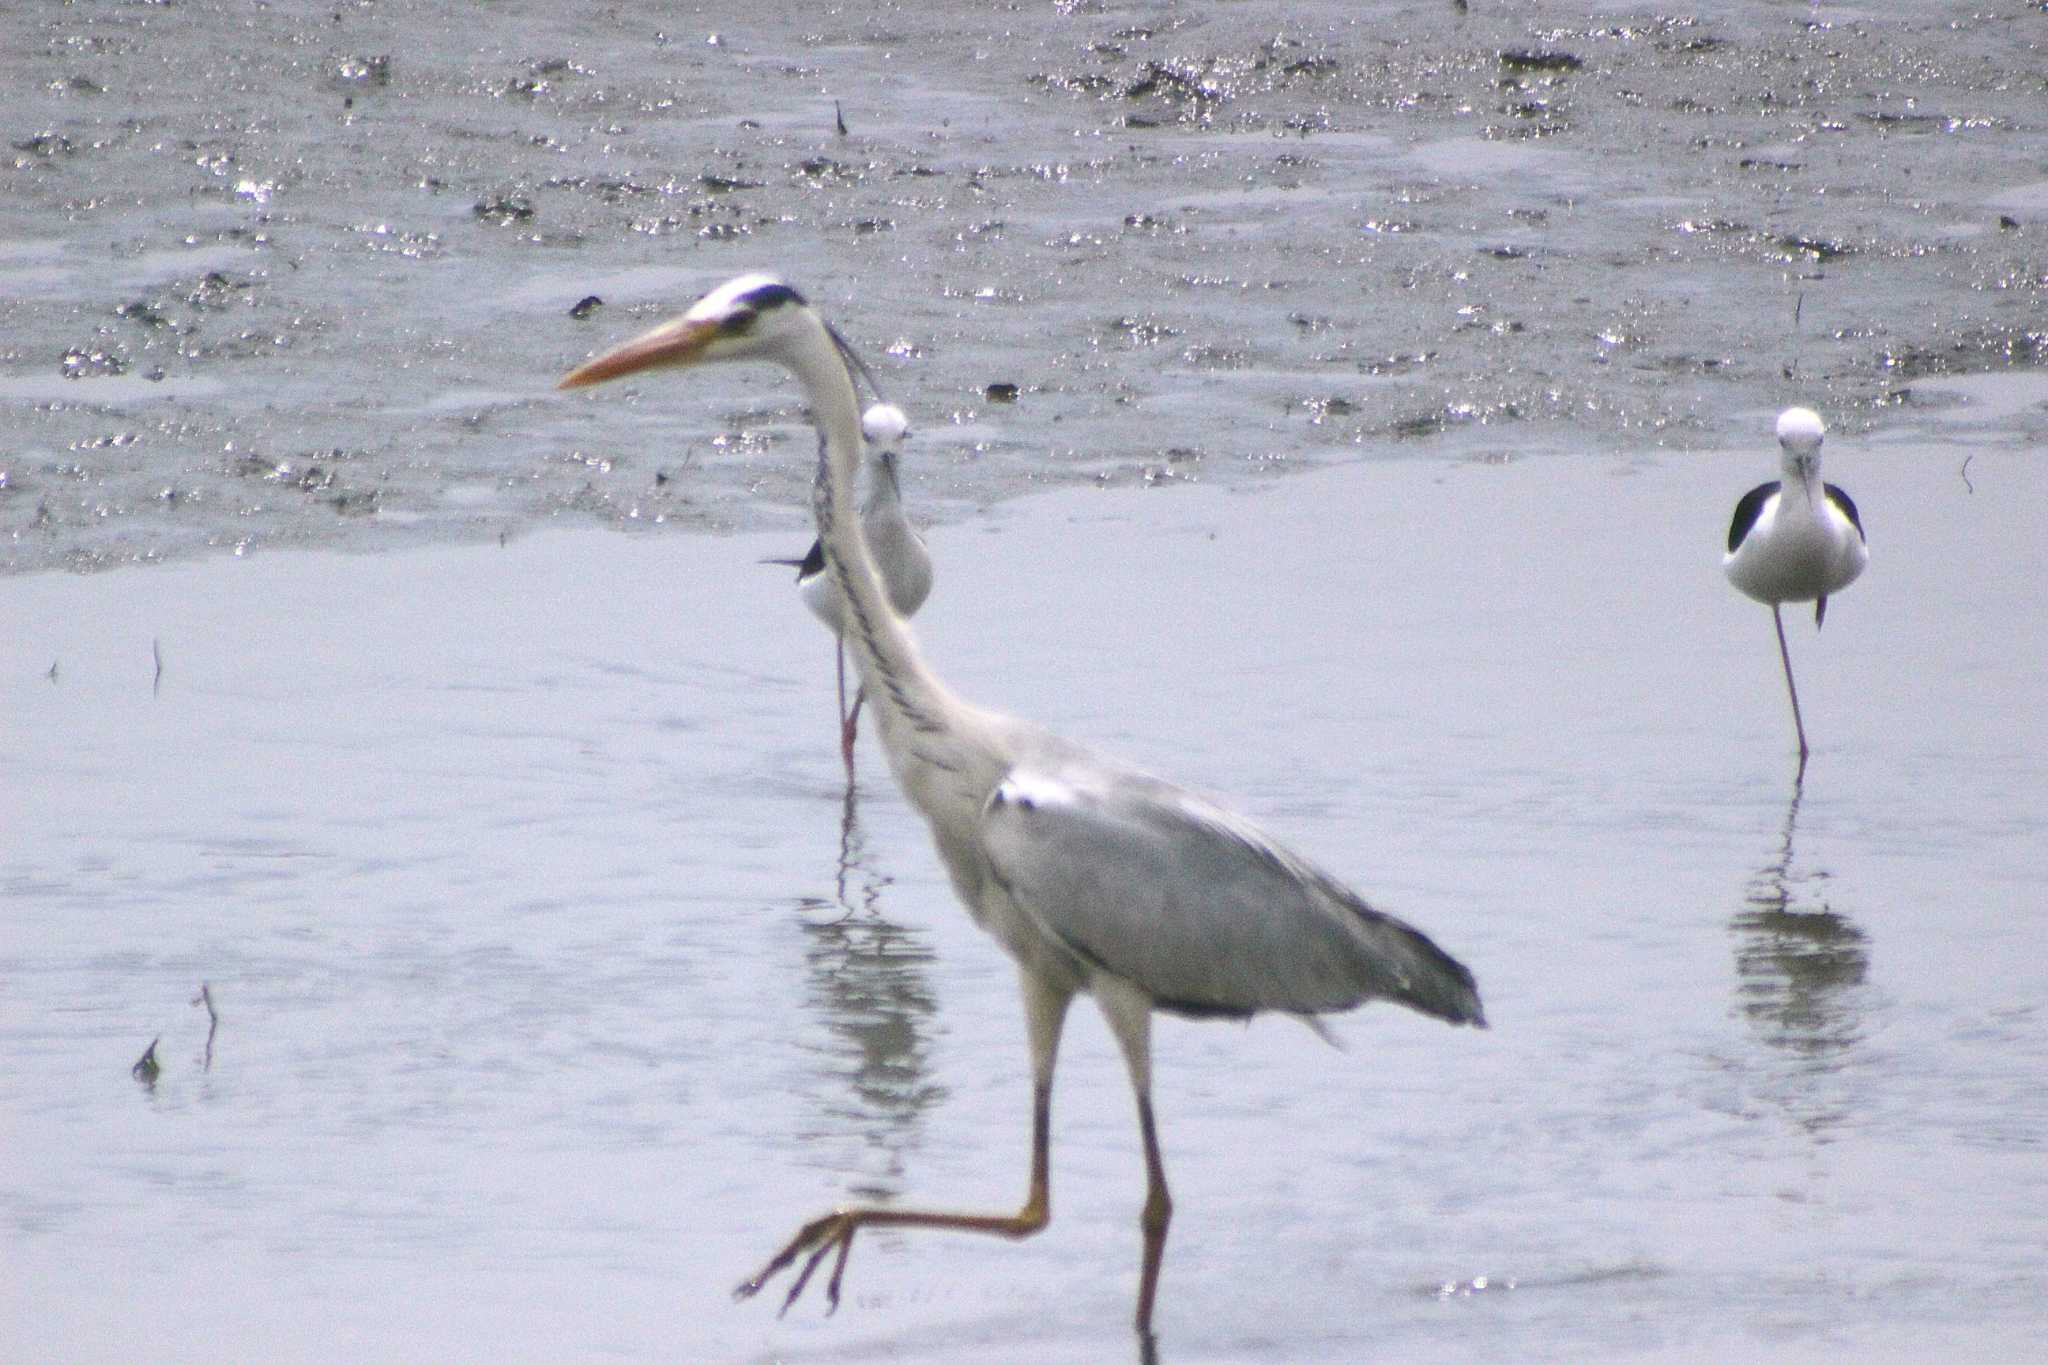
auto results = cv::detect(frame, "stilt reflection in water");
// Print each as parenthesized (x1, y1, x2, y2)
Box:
(1731, 773, 1871, 1078)
(791, 782, 946, 1202)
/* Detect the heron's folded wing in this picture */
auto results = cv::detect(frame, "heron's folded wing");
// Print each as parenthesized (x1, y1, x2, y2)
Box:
(978, 768, 1482, 1025)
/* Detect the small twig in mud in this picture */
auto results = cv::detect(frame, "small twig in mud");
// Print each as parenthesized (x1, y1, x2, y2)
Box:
(1959, 454, 1975, 494)
(192, 983, 220, 1072)
(132, 1037, 161, 1085)
(1783, 291, 1807, 381)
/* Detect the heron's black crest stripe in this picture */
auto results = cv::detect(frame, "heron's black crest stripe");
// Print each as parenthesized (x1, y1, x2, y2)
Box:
(1727, 480, 1778, 552)
(719, 283, 808, 339)
(737, 281, 806, 312)
(1825, 482, 1865, 541)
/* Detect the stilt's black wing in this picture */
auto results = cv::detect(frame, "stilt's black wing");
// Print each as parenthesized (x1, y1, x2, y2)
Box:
(1824, 483, 1865, 542)
(762, 537, 826, 581)
(1727, 481, 1779, 553)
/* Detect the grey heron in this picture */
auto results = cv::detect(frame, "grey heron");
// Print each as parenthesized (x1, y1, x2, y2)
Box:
(767, 400, 933, 772)
(559, 274, 1486, 1346)
(1724, 407, 1869, 767)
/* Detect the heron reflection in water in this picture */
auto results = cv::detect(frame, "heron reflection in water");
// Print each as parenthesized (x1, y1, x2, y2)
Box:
(792, 782, 946, 1202)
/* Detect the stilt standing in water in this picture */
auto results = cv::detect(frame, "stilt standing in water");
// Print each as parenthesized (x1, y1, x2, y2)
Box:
(1724, 407, 1869, 768)
(767, 401, 931, 775)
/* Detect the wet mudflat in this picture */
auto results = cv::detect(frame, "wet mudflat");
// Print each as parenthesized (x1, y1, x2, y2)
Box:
(6, 416, 2046, 1361)
(3, 0, 2044, 571)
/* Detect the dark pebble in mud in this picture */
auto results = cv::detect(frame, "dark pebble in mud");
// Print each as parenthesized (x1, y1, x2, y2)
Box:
(473, 194, 535, 224)
(61, 347, 127, 379)
(1499, 50, 1584, 74)
(332, 55, 392, 88)
(1776, 234, 1854, 262)
(12, 132, 75, 157)
(116, 301, 172, 329)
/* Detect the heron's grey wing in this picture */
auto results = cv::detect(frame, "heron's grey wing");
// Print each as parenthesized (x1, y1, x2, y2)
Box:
(979, 767, 1483, 1026)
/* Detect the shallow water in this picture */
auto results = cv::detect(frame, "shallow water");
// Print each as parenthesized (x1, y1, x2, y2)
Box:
(5, 2, 2048, 1361)
(7, 429, 2048, 1361)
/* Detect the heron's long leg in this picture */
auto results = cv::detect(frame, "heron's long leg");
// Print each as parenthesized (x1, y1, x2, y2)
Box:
(844, 683, 868, 759)
(1771, 604, 1810, 767)
(833, 638, 856, 773)
(1095, 977, 1172, 1343)
(737, 971, 1073, 1314)
(1132, 1093, 1172, 1338)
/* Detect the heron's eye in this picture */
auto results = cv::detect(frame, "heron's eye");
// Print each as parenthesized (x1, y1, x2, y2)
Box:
(720, 308, 758, 336)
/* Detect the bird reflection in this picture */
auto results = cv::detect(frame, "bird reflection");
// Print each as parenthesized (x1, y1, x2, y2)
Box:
(791, 781, 945, 1201)
(1731, 772, 1870, 1069)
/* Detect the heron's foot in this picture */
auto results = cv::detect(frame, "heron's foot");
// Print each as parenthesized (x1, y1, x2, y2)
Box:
(735, 1209, 863, 1316)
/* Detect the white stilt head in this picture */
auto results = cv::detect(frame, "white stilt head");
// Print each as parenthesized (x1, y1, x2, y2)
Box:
(1775, 406, 1826, 480)
(862, 402, 909, 449)
(1776, 407, 1825, 454)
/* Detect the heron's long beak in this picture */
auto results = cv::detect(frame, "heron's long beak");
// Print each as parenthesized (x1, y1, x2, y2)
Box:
(558, 315, 718, 390)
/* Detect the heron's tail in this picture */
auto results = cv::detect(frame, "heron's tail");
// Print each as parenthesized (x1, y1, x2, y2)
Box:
(1341, 897, 1487, 1028)
(1399, 929, 1486, 1028)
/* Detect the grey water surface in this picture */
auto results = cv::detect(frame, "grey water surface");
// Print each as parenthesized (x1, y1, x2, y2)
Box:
(4, 3, 2046, 1362)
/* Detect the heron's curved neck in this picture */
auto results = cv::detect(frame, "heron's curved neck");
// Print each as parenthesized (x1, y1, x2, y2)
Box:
(790, 316, 959, 753)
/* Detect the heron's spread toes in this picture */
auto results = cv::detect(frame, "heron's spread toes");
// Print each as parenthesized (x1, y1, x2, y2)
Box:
(734, 1211, 861, 1316)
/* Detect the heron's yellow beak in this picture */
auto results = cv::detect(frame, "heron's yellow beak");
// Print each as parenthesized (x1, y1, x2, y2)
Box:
(558, 315, 719, 390)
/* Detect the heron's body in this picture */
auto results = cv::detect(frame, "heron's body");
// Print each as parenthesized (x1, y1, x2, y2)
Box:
(560, 274, 1483, 1347)
(772, 403, 932, 768)
(1724, 407, 1868, 765)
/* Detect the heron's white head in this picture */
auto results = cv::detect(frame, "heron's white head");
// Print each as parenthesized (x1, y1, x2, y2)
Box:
(1776, 406, 1826, 480)
(558, 273, 816, 389)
